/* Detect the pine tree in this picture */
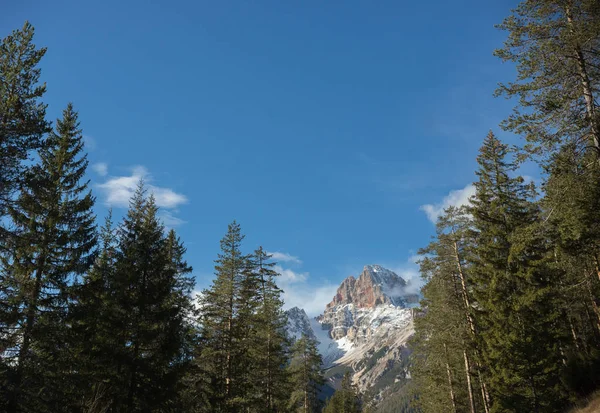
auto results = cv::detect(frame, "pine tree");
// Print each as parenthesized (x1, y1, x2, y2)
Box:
(495, 0, 600, 161)
(288, 334, 324, 413)
(0, 104, 96, 412)
(541, 143, 600, 396)
(468, 132, 569, 412)
(197, 221, 250, 412)
(0, 22, 50, 218)
(249, 247, 290, 412)
(411, 206, 486, 413)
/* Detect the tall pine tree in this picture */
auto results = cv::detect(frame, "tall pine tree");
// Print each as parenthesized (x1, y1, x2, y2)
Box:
(197, 221, 250, 412)
(468, 132, 568, 412)
(0, 104, 96, 412)
(287, 334, 324, 413)
(0, 21, 50, 218)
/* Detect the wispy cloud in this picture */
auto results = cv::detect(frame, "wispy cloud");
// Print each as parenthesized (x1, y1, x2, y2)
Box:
(420, 183, 475, 223)
(97, 166, 188, 209)
(273, 256, 337, 317)
(268, 251, 303, 265)
(92, 162, 108, 176)
(83, 135, 97, 151)
(97, 165, 188, 225)
(159, 210, 187, 228)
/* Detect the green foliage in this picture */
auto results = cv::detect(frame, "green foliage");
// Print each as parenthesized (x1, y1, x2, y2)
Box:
(323, 372, 362, 413)
(0, 21, 50, 217)
(0, 104, 96, 412)
(495, 0, 600, 160)
(288, 334, 325, 413)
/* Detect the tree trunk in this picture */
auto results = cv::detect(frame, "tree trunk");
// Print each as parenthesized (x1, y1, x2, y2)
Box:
(12, 254, 46, 409)
(478, 370, 491, 413)
(463, 348, 477, 413)
(444, 343, 458, 413)
(565, 3, 600, 154)
(453, 238, 487, 413)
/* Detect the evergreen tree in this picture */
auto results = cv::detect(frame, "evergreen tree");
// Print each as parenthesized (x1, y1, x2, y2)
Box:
(288, 334, 324, 413)
(495, 0, 600, 161)
(323, 372, 362, 413)
(77, 184, 194, 412)
(0, 22, 50, 218)
(0, 104, 96, 412)
(70, 212, 119, 413)
(237, 246, 290, 412)
(197, 221, 250, 412)
(541, 143, 600, 396)
(411, 206, 484, 413)
(468, 132, 568, 412)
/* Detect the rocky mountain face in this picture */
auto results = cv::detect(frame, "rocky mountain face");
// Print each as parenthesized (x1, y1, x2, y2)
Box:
(285, 306, 316, 341)
(286, 265, 419, 402)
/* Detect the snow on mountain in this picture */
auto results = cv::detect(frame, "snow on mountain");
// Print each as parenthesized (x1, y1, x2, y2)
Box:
(285, 307, 316, 341)
(284, 264, 418, 403)
(286, 265, 418, 399)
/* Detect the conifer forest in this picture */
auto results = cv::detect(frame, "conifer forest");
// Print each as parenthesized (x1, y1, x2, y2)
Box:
(3, 1, 600, 412)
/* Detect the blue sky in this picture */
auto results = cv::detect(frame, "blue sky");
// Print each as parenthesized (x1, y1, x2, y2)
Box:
(5, 0, 526, 315)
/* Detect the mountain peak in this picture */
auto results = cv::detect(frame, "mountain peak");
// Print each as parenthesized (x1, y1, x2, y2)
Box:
(325, 265, 411, 310)
(286, 307, 316, 341)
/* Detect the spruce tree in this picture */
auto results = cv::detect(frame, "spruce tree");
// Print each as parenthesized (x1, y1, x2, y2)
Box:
(197, 221, 250, 412)
(112, 187, 193, 412)
(70, 212, 119, 412)
(411, 206, 485, 413)
(541, 143, 600, 396)
(468, 132, 568, 412)
(0, 22, 50, 218)
(288, 334, 324, 413)
(246, 247, 290, 412)
(0, 104, 96, 412)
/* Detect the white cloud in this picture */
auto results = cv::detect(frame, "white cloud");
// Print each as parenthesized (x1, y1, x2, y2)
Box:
(275, 265, 308, 284)
(420, 183, 475, 223)
(280, 283, 339, 317)
(273, 257, 337, 317)
(268, 251, 303, 265)
(97, 165, 188, 225)
(159, 210, 187, 228)
(92, 162, 108, 176)
(97, 166, 188, 209)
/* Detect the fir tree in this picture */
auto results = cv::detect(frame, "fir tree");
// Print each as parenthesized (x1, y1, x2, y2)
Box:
(249, 247, 290, 412)
(197, 221, 250, 412)
(116, 187, 193, 412)
(468, 132, 568, 412)
(0, 104, 96, 412)
(70, 212, 119, 412)
(75, 184, 194, 412)
(0, 22, 50, 218)
(288, 334, 324, 413)
(411, 206, 485, 413)
(541, 143, 600, 396)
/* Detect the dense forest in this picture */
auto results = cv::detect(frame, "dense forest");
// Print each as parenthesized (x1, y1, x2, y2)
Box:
(411, 1, 600, 412)
(2, 0, 600, 412)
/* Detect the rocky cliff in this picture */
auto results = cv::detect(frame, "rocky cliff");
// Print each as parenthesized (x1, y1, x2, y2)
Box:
(287, 265, 419, 401)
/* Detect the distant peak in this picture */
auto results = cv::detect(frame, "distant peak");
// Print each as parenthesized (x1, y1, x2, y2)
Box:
(364, 264, 386, 272)
(323, 264, 415, 310)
